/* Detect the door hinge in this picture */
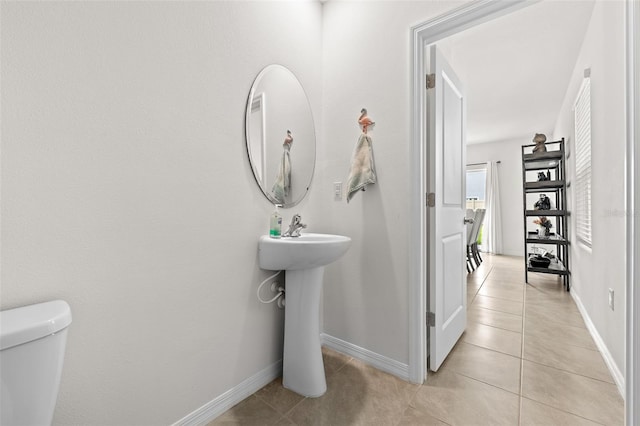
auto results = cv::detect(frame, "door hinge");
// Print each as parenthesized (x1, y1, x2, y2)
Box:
(426, 73, 435, 89)
(426, 311, 436, 327)
(427, 192, 435, 207)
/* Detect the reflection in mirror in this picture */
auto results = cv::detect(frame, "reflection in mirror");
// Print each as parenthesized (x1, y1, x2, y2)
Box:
(246, 65, 316, 207)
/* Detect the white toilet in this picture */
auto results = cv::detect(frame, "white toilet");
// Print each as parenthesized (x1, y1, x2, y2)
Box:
(1, 300, 72, 425)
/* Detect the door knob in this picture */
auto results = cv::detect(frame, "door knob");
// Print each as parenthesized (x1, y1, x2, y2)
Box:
(464, 218, 474, 224)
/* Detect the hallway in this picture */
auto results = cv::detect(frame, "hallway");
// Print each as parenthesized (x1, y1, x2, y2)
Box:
(212, 255, 624, 425)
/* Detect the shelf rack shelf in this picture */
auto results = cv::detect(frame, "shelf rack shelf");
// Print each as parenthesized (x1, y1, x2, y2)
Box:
(524, 181, 566, 192)
(521, 138, 570, 290)
(525, 232, 569, 245)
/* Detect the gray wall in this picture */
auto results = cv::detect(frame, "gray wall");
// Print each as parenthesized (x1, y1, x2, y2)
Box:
(552, 0, 626, 383)
(1, 2, 322, 423)
(316, 0, 467, 366)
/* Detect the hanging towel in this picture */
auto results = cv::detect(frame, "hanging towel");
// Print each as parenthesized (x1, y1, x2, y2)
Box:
(346, 133, 377, 203)
(271, 143, 291, 204)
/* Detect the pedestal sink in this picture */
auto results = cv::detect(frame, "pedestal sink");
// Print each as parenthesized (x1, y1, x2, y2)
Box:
(258, 233, 351, 397)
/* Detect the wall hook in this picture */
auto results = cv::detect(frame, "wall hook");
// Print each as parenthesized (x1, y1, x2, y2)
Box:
(358, 108, 375, 134)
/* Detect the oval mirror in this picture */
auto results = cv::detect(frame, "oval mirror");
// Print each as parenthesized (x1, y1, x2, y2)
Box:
(245, 64, 316, 207)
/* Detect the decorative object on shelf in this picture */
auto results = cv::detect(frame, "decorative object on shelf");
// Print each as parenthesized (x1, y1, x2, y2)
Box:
(529, 254, 551, 268)
(537, 170, 551, 181)
(534, 194, 551, 210)
(347, 108, 377, 203)
(533, 216, 552, 237)
(532, 133, 547, 155)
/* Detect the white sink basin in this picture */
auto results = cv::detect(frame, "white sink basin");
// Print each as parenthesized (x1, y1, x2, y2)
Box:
(258, 233, 351, 271)
(257, 232, 351, 398)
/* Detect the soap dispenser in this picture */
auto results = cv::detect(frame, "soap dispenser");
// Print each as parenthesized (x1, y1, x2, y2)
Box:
(270, 205, 282, 238)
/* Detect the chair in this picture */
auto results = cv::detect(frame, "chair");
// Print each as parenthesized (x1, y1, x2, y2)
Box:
(466, 209, 476, 272)
(469, 209, 486, 269)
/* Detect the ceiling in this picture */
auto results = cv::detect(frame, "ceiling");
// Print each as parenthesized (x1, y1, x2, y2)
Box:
(438, 0, 596, 145)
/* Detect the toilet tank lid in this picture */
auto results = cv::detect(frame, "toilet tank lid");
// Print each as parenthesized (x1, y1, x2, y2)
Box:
(1, 300, 72, 351)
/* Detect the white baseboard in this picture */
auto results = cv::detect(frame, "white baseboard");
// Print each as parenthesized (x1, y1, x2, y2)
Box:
(172, 359, 282, 426)
(321, 333, 410, 381)
(571, 291, 625, 397)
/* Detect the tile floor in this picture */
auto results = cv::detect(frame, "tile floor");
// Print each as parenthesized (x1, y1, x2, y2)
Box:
(210, 255, 624, 425)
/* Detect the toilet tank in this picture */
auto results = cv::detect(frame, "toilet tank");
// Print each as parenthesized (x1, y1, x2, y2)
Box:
(1, 300, 72, 425)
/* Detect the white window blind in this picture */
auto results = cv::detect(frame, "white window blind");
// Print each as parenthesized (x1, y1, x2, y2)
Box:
(574, 77, 592, 246)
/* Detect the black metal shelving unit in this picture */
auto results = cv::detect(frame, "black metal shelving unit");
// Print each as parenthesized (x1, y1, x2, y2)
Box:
(521, 138, 570, 290)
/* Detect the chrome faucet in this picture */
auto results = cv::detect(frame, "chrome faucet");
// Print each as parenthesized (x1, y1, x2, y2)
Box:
(283, 214, 307, 237)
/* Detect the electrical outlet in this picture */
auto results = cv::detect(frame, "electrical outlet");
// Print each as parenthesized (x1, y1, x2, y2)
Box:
(608, 288, 615, 311)
(333, 182, 342, 201)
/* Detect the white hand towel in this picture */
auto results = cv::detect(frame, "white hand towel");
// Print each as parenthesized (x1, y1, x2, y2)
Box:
(346, 133, 377, 203)
(271, 143, 291, 204)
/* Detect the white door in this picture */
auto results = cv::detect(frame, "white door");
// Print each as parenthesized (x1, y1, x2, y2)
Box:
(427, 45, 467, 371)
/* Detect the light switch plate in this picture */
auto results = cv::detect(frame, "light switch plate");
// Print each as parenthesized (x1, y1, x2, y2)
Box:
(608, 288, 615, 310)
(333, 182, 342, 201)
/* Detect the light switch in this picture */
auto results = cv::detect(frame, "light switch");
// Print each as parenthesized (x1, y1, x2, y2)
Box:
(333, 182, 342, 201)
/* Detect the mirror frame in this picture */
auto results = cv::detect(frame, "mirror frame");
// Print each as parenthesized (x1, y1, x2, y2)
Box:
(245, 64, 316, 208)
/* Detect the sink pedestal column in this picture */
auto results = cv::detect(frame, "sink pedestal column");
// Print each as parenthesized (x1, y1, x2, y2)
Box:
(282, 267, 326, 397)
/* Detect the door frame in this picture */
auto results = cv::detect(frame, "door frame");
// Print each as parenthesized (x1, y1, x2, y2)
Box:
(625, 0, 639, 423)
(409, 0, 533, 384)
(408, 3, 638, 424)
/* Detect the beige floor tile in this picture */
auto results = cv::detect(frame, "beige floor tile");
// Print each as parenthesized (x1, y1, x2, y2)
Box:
(441, 342, 521, 394)
(254, 377, 305, 417)
(524, 307, 586, 329)
(477, 283, 524, 302)
(322, 346, 352, 377)
(523, 334, 613, 383)
(467, 269, 492, 283)
(528, 273, 565, 291)
(467, 305, 522, 332)
(484, 271, 522, 280)
(397, 406, 450, 426)
(467, 272, 486, 282)
(467, 275, 488, 288)
(462, 322, 522, 357)
(273, 417, 296, 426)
(467, 278, 484, 290)
(467, 280, 483, 293)
(526, 284, 574, 304)
(471, 294, 523, 316)
(488, 256, 522, 268)
(524, 317, 597, 350)
(286, 359, 419, 426)
(520, 397, 601, 425)
(209, 395, 284, 426)
(525, 303, 582, 324)
(521, 360, 624, 425)
(411, 369, 519, 426)
(525, 286, 580, 314)
(468, 263, 492, 275)
(525, 301, 579, 316)
(481, 277, 526, 288)
(525, 286, 579, 305)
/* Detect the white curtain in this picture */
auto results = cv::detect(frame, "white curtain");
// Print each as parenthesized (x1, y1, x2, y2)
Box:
(484, 161, 503, 254)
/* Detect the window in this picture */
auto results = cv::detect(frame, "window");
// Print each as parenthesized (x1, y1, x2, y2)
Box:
(574, 76, 592, 246)
(466, 166, 486, 210)
(466, 164, 487, 249)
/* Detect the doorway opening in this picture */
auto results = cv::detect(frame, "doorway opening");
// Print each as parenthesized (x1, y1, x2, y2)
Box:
(466, 163, 487, 251)
(409, 3, 637, 423)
